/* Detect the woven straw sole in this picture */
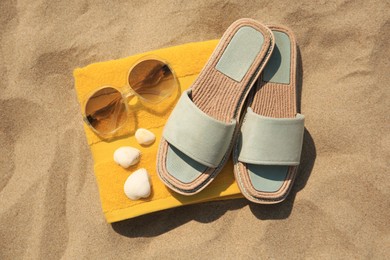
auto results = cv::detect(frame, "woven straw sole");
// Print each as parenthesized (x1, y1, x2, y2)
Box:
(157, 18, 275, 195)
(233, 24, 299, 204)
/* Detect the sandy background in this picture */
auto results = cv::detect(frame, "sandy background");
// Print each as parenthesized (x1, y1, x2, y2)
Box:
(1, 0, 389, 259)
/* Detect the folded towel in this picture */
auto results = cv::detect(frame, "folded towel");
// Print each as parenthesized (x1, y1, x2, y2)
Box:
(73, 40, 243, 223)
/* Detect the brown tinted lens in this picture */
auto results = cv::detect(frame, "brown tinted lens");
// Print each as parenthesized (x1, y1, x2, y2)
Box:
(85, 87, 127, 135)
(128, 59, 178, 103)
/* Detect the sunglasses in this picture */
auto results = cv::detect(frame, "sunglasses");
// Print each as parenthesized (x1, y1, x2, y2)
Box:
(82, 55, 179, 137)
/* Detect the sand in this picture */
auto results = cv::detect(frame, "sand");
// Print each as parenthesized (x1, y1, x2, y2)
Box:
(0, 0, 389, 259)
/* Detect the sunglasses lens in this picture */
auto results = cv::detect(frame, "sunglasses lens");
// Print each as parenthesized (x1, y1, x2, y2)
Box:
(128, 59, 178, 103)
(85, 87, 127, 135)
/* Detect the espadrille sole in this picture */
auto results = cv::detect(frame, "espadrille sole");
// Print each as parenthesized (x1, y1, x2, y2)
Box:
(157, 18, 275, 195)
(233, 25, 301, 204)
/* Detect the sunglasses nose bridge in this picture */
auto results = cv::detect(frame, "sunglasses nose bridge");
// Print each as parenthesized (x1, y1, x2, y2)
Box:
(120, 86, 135, 99)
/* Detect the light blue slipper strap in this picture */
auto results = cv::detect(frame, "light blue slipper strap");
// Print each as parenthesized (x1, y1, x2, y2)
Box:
(238, 108, 304, 166)
(163, 89, 236, 168)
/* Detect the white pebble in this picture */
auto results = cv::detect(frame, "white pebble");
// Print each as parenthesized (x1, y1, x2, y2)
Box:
(135, 128, 156, 145)
(113, 146, 140, 168)
(124, 168, 151, 200)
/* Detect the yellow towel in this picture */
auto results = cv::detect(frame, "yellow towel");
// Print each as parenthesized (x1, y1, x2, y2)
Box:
(73, 40, 243, 223)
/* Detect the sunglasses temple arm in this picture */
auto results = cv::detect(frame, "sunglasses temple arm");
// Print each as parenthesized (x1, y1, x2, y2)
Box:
(110, 99, 123, 130)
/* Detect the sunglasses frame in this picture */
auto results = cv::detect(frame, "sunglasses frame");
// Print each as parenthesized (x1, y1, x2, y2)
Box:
(82, 55, 180, 137)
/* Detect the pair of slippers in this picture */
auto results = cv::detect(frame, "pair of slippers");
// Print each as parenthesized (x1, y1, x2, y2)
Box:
(157, 18, 305, 204)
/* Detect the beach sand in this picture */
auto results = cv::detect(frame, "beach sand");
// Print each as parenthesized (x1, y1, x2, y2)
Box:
(1, 0, 389, 258)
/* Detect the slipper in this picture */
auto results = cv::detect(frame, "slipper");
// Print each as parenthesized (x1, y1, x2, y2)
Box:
(233, 25, 305, 204)
(157, 18, 275, 195)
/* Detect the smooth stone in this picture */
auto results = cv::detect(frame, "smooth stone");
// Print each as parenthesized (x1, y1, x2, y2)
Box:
(124, 168, 151, 200)
(113, 146, 141, 168)
(135, 128, 156, 145)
